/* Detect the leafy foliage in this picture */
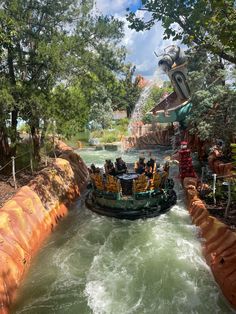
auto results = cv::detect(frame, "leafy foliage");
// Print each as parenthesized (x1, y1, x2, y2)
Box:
(186, 49, 236, 143)
(127, 0, 236, 64)
(111, 65, 142, 117)
(0, 0, 141, 161)
(88, 86, 113, 130)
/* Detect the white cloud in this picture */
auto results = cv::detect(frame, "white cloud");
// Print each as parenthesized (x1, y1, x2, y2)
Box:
(95, 0, 138, 15)
(95, 1, 180, 81)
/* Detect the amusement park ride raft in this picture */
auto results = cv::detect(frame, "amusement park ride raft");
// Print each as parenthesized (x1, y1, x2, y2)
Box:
(86, 171, 177, 220)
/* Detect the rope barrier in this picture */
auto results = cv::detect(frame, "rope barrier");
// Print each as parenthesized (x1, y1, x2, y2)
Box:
(15, 164, 31, 176)
(0, 160, 12, 172)
(14, 151, 32, 159)
(0, 145, 64, 190)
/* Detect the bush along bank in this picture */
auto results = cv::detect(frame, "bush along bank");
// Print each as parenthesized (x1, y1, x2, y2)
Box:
(183, 174, 236, 309)
(0, 142, 89, 314)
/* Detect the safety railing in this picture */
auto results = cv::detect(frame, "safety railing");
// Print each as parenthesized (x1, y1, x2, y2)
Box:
(0, 148, 57, 189)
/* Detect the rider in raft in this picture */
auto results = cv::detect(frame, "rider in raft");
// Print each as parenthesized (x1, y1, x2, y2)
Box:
(134, 156, 146, 174)
(146, 155, 156, 177)
(115, 157, 127, 175)
(104, 159, 116, 176)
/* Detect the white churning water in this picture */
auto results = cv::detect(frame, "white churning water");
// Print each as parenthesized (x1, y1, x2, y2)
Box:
(128, 68, 163, 133)
(12, 149, 235, 314)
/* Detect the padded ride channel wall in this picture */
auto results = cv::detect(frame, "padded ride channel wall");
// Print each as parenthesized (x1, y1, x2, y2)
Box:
(183, 177, 236, 310)
(0, 147, 89, 313)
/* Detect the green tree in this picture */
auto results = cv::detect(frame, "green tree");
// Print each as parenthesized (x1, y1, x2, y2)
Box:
(127, 0, 236, 64)
(186, 49, 236, 144)
(88, 87, 113, 130)
(0, 0, 130, 161)
(0, 82, 14, 164)
(51, 84, 88, 138)
(0, 0, 81, 159)
(111, 65, 142, 117)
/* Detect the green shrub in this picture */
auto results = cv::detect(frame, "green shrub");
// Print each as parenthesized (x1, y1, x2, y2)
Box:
(101, 132, 117, 143)
(90, 130, 104, 138)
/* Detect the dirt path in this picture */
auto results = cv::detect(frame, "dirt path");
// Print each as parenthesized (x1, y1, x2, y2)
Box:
(0, 171, 37, 207)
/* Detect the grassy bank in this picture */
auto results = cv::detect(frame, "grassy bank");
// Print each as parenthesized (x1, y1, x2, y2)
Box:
(65, 119, 129, 147)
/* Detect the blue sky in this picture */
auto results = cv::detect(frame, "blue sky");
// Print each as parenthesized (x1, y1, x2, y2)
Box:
(95, 0, 175, 82)
(128, 0, 142, 12)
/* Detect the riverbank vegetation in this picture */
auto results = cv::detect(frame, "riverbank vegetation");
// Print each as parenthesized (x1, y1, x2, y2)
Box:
(128, 0, 236, 147)
(0, 0, 141, 166)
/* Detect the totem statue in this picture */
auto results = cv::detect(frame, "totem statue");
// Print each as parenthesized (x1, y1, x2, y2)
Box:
(157, 45, 190, 100)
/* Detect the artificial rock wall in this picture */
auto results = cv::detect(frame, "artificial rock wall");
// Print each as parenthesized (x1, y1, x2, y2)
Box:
(184, 177, 236, 309)
(123, 128, 173, 150)
(0, 147, 89, 313)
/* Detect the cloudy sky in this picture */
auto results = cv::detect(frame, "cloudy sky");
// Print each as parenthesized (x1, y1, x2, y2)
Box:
(94, 0, 174, 81)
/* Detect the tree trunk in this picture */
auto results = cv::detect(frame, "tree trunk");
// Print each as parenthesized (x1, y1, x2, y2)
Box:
(40, 120, 48, 147)
(0, 127, 10, 167)
(31, 125, 41, 161)
(127, 107, 132, 118)
(11, 109, 18, 155)
(7, 47, 18, 154)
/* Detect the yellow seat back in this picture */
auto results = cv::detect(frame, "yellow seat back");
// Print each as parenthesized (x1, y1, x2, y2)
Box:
(91, 174, 104, 191)
(133, 174, 148, 192)
(150, 171, 168, 190)
(106, 175, 121, 193)
(150, 172, 161, 190)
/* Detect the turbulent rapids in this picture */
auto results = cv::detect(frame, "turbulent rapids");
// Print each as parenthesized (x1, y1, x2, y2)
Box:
(12, 149, 234, 314)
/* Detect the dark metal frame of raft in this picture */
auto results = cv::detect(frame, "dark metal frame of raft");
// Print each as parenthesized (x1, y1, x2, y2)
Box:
(86, 187, 177, 220)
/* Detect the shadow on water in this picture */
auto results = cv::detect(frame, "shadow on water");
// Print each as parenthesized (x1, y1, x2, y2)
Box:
(12, 149, 236, 314)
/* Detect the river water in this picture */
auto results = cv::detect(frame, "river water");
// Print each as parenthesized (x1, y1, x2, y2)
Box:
(12, 149, 235, 314)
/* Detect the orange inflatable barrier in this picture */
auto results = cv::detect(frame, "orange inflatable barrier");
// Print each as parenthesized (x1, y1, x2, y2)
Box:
(0, 151, 89, 313)
(185, 177, 236, 310)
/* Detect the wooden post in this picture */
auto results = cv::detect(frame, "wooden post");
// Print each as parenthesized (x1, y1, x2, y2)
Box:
(212, 173, 217, 205)
(224, 181, 231, 218)
(200, 166, 205, 191)
(30, 154, 34, 175)
(11, 156, 17, 189)
(44, 146, 48, 166)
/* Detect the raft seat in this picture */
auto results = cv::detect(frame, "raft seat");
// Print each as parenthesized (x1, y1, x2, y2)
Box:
(149, 171, 168, 190)
(133, 174, 148, 193)
(150, 172, 162, 190)
(105, 175, 121, 193)
(91, 174, 104, 191)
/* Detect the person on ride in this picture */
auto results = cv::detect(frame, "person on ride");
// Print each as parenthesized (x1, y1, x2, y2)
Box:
(115, 157, 127, 175)
(147, 155, 156, 173)
(104, 159, 116, 176)
(89, 164, 97, 174)
(134, 157, 146, 174)
(145, 160, 154, 179)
